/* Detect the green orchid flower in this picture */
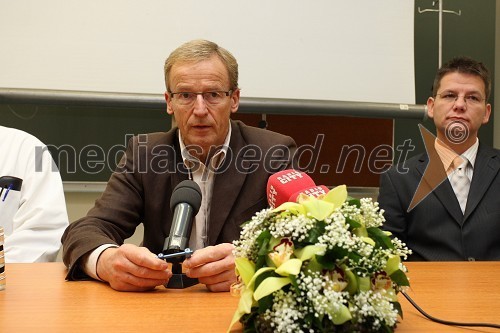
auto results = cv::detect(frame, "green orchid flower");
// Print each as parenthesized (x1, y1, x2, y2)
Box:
(229, 257, 273, 330)
(272, 185, 348, 221)
(229, 244, 327, 331)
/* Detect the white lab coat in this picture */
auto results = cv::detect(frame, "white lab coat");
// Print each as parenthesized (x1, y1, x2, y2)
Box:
(0, 126, 68, 262)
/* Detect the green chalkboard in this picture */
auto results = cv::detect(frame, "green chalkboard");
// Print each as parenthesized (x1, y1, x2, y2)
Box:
(1, 104, 171, 181)
(395, 0, 496, 163)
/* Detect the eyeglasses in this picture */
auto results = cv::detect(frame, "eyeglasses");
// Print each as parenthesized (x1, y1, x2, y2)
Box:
(436, 92, 486, 106)
(169, 90, 233, 106)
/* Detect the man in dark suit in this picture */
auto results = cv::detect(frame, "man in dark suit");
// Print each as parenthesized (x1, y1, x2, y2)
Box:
(378, 56, 500, 261)
(62, 40, 297, 291)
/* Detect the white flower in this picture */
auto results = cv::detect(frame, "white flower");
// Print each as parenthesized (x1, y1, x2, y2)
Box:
(263, 290, 307, 333)
(349, 290, 398, 329)
(230, 188, 411, 333)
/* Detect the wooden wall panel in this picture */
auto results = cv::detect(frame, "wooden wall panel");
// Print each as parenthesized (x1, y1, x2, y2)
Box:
(233, 114, 393, 187)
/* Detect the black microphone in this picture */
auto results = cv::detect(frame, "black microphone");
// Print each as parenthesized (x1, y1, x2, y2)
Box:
(162, 180, 202, 261)
(160, 180, 202, 289)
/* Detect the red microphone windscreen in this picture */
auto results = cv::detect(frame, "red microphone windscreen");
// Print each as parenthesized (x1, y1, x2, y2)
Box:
(267, 169, 316, 208)
(288, 185, 330, 203)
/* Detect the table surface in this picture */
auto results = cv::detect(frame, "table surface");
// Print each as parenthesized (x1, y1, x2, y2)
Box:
(1, 262, 499, 333)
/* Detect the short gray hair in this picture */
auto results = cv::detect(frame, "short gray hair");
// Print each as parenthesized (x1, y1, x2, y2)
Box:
(164, 39, 239, 91)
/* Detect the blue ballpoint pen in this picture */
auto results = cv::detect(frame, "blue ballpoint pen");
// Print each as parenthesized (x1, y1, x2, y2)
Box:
(2, 184, 12, 202)
(0, 176, 23, 202)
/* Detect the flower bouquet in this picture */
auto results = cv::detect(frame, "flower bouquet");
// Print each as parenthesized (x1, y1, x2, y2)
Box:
(229, 185, 411, 333)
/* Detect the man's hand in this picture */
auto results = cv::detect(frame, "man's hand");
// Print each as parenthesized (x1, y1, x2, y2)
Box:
(183, 243, 236, 292)
(97, 244, 172, 292)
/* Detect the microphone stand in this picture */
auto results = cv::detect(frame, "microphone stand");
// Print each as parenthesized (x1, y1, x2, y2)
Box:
(157, 248, 198, 289)
(161, 179, 202, 289)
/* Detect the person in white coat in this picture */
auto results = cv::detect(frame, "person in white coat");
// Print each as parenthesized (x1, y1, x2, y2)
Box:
(0, 125, 68, 262)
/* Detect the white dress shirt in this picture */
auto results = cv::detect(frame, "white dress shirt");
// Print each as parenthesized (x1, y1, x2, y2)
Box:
(179, 124, 231, 251)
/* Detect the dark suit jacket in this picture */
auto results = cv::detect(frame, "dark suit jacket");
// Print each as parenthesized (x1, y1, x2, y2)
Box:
(62, 120, 297, 279)
(378, 144, 500, 261)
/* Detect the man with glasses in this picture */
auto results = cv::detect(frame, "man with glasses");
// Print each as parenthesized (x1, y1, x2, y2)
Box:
(378, 56, 500, 261)
(62, 40, 297, 291)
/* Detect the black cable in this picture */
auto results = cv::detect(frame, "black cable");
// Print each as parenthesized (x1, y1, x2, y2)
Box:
(401, 290, 500, 329)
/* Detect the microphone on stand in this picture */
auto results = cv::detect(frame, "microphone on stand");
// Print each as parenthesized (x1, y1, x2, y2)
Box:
(159, 180, 202, 289)
(267, 169, 328, 208)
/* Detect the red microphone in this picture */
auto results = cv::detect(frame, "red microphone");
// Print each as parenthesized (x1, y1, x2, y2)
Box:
(267, 169, 319, 208)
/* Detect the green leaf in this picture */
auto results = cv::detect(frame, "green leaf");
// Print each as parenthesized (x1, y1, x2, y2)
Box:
(252, 268, 275, 289)
(345, 216, 361, 228)
(316, 247, 351, 270)
(303, 312, 316, 328)
(257, 294, 274, 314)
(255, 230, 272, 269)
(256, 230, 272, 256)
(254, 277, 292, 300)
(380, 323, 395, 333)
(390, 269, 410, 286)
(316, 253, 336, 270)
(289, 275, 300, 293)
(346, 198, 361, 208)
(255, 254, 267, 270)
(240, 312, 259, 333)
(367, 227, 394, 250)
(392, 301, 403, 319)
(346, 251, 363, 263)
(304, 220, 326, 244)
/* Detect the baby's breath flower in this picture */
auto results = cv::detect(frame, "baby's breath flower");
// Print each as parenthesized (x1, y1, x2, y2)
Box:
(231, 191, 411, 333)
(262, 290, 307, 333)
(268, 214, 315, 242)
(349, 290, 398, 329)
(233, 208, 271, 260)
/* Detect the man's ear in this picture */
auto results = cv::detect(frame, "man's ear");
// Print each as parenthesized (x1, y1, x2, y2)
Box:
(230, 89, 240, 114)
(165, 92, 174, 115)
(426, 97, 435, 119)
(482, 103, 492, 124)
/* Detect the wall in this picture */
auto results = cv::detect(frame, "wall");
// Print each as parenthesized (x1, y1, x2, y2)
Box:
(0, 1, 415, 102)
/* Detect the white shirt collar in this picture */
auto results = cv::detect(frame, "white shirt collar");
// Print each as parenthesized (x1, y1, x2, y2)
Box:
(435, 138, 479, 174)
(461, 138, 479, 168)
